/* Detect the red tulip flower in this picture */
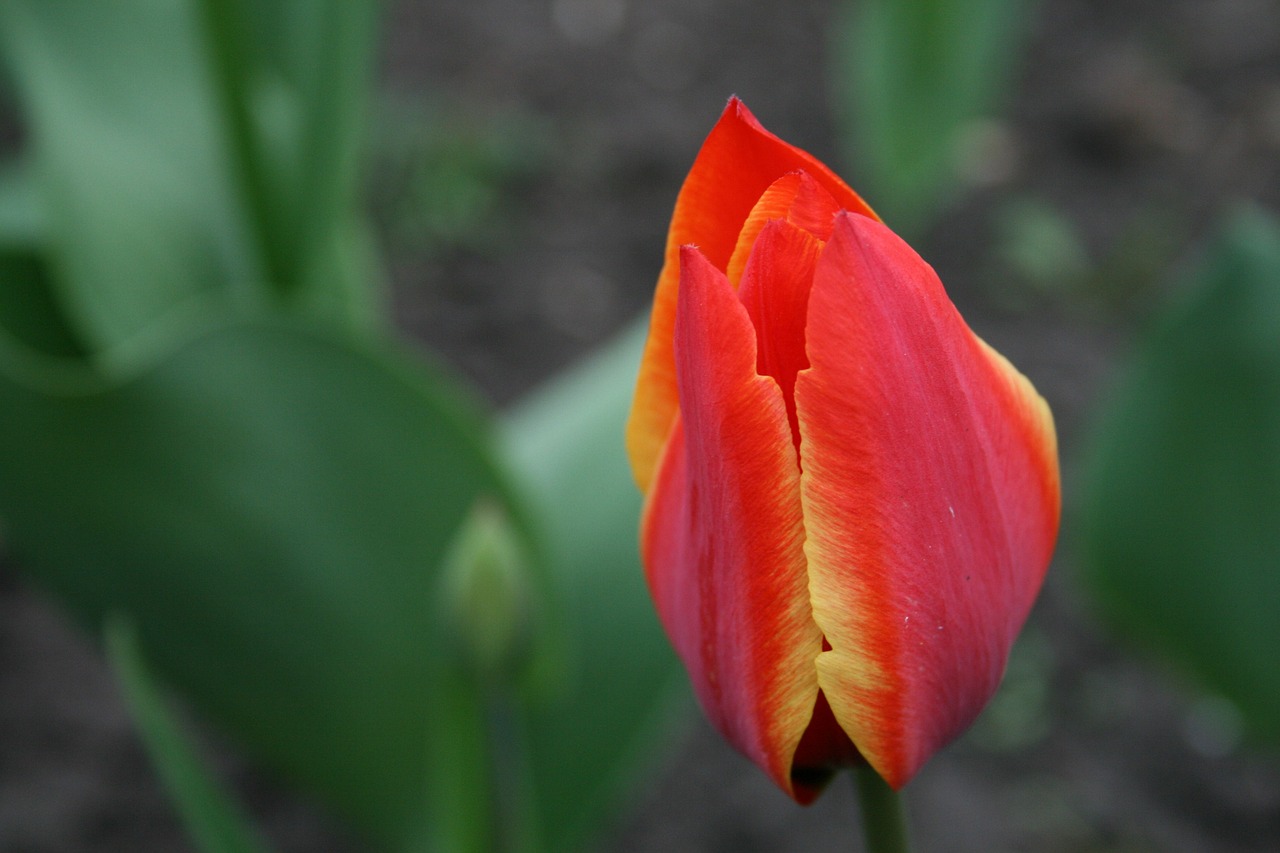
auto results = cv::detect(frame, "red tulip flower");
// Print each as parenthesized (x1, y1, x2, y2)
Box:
(627, 98, 1060, 803)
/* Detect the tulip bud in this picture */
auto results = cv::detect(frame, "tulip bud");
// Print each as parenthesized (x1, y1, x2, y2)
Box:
(438, 498, 534, 685)
(629, 98, 1060, 801)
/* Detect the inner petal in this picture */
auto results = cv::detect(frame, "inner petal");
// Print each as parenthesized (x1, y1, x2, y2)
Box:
(626, 100, 876, 494)
(736, 219, 824, 451)
(726, 170, 843, 287)
(790, 688, 865, 802)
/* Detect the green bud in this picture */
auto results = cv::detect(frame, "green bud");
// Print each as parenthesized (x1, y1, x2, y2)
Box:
(438, 498, 534, 685)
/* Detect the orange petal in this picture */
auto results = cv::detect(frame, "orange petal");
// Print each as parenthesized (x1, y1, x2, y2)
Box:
(627, 98, 877, 493)
(794, 214, 1060, 789)
(641, 246, 822, 800)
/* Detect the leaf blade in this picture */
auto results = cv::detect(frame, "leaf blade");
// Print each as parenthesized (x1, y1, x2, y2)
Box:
(106, 615, 277, 853)
(0, 320, 522, 846)
(1081, 208, 1280, 742)
(503, 323, 690, 851)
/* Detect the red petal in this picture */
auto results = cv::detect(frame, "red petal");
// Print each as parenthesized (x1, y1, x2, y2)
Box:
(641, 246, 823, 800)
(736, 218, 824, 447)
(627, 98, 877, 493)
(794, 214, 1060, 789)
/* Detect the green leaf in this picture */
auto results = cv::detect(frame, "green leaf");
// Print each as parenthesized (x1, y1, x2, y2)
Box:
(0, 157, 46, 246)
(0, 320, 524, 847)
(0, 250, 87, 362)
(199, 0, 382, 319)
(281, 2, 379, 312)
(0, 159, 90, 365)
(502, 323, 689, 852)
(1080, 208, 1280, 743)
(0, 0, 265, 361)
(105, 615, 276, 853)
(831, 0, 1034, 234)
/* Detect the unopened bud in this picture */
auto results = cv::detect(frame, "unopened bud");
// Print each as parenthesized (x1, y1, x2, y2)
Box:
(438, 498, 534, 684)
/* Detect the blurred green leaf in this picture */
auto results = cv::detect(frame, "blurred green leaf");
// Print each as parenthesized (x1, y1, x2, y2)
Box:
(1081, 208, 1280, 744)
(0, 158, 45, 244)
(106, 615, 276, 853)
(502, 322, 689, 852)
(199, 0, 382, 320)
(0, 159, 91, 368)
(832, 0, 1034, 234)
(0, 251, 87, 363)
(0, 320, 524, 848)
(288, 214, 388, 333)
(0, 159, 90, 374)
(281, 1, 379, 316)
(0, 1, 265, 360)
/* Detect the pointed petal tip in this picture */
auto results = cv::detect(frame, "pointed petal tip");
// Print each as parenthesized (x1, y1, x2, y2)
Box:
(628, 101, 879, 493)
(677, 245, 722, 295)
(678, 242, 707, 264)
(728, 95, 762, 124)
(832, 208, 885, 243)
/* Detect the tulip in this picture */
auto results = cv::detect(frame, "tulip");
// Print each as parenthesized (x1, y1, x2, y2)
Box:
(627, 98, 1060, 803)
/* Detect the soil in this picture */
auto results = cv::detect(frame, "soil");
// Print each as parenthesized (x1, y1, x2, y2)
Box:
(4, 0, 1280, 850)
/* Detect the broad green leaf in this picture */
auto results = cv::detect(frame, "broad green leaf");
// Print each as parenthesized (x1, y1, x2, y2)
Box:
(106, 615, 276, 853)
(0, 320, 523, 847)
(0, 0, 264, 360)
(1081, 208, 1280, 743)
(831, 0, 1034, 234)
(502, 323, 689, 852)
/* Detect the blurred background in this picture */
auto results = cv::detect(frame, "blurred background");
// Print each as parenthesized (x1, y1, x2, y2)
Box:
(2, 0, 1280, 851)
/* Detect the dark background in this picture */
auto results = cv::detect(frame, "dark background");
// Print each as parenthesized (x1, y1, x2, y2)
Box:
(3, 0, 1280, 850)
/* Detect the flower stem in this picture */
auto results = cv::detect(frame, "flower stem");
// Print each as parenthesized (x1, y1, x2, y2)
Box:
(196, 0, 285, 291)
(853, 765, 912, 853)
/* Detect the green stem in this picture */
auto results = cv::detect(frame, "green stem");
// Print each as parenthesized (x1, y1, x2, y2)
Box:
(422, 673, 498, 853)
(854, 765, 912, 853)
(288, 1, 378, 295)
(196, 0, 290, 291)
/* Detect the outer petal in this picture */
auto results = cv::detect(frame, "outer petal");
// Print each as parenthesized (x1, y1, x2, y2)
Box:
(794, 214, 1060, 789)
(627, 98, 877, 492)
(641, 246, 823, 800)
